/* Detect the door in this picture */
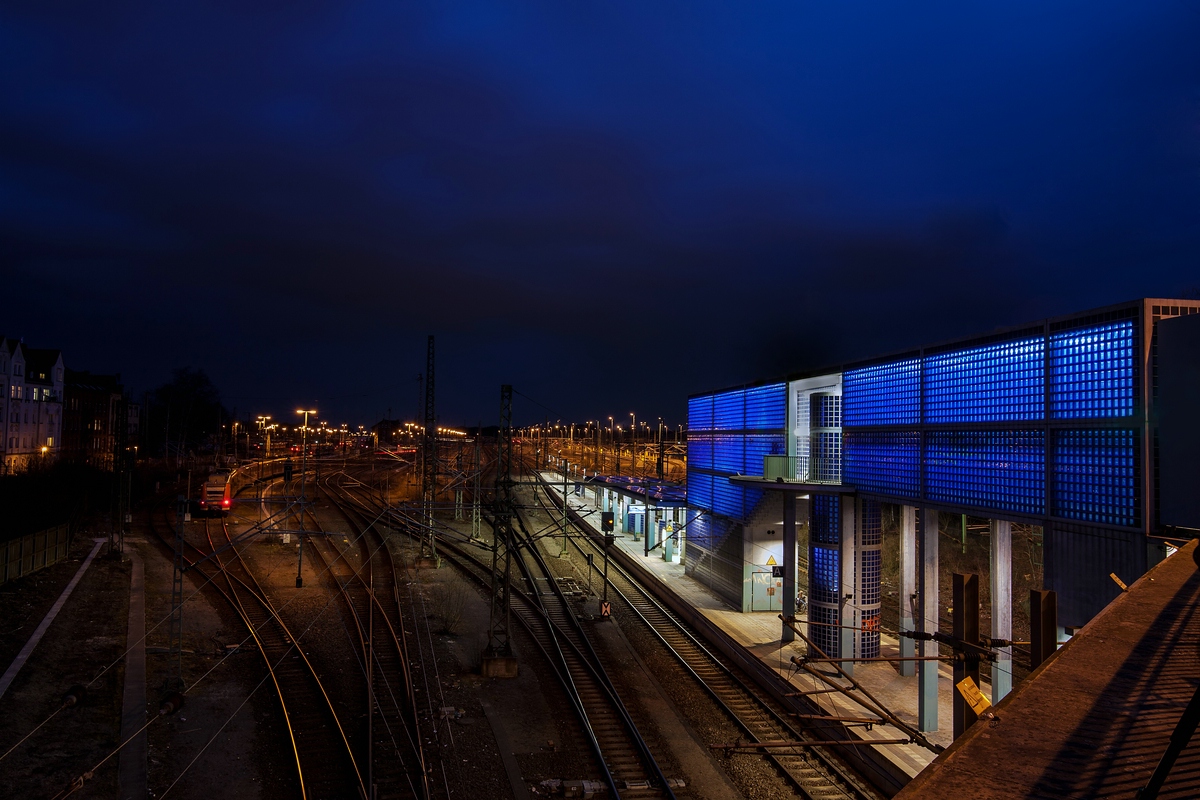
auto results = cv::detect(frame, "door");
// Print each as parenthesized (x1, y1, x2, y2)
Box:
(751, 571, 783, 612)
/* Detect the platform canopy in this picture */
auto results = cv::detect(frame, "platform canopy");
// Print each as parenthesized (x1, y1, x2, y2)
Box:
(585, 475, 687, 506)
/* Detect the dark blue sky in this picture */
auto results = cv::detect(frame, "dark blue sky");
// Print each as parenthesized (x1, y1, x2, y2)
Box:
(3, 3, 1198, 427)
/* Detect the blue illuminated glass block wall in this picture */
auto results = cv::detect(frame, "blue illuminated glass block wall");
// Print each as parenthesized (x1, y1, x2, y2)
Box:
(686, 382, 786, 522)
(842, 305, 1144, 529)
(808, 494, 841, 657)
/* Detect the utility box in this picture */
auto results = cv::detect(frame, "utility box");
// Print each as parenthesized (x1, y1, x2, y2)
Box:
(1159, 313, 1200, 530)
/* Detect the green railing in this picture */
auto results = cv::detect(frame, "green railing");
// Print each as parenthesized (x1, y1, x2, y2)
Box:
(1, 524, 71, 586)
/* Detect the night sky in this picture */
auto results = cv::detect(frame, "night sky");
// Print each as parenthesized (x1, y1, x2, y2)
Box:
(4, 3, 1199, 428)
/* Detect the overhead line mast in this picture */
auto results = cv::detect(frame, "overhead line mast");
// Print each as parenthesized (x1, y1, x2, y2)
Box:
(419, 334, 438, 564)
(482, 385, 518, 677)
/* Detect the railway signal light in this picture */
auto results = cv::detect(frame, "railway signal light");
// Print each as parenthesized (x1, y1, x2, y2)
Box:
(601, 511, 614, 532)
(284, 461, 294, 481)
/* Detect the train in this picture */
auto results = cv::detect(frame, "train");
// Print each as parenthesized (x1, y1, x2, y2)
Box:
(199, 469, 233, 515)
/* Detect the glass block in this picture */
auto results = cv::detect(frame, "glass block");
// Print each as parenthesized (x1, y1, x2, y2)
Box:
(1050, 321, 1135, 419)
(925, 336, 1044, 423)
(844, 432, 921, 497)
(811, 494, 841, 544)
(1052, 429, 1139, 527)
(925, 430, 1046, 515)
(843, 358, 921, 426)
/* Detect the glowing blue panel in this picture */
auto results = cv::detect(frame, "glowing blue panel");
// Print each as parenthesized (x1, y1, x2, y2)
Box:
(926, 430, 1045, 515)
(744, 383, 787, 429)
(1052, 429, 1139, 527)
(713, 389, 744, 430)
(713, 478, 743, 519)
(1050, 320, 1135, 419)
(810, 546, 841, 604)
(712, 434, 743, 474)
(925, 337, 1045, 423)
(844, 432, 921, 498)
(687, 472, 713, 512)
(843, 358, 921, 426)
(688, 394, 714, 431)
(686, 433, 713, 471)
(745, 434, 786, 476)
(811, 494, 841, 545)
(743, 486, 766, 522)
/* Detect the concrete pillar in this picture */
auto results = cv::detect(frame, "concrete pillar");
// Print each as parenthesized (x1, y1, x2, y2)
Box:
(782, 495, 797, 644)
(839, 497, 857, 676)
(899, 506, 918, 677)
(918, 508, 939, 732)
(990, 519, 1012, 702)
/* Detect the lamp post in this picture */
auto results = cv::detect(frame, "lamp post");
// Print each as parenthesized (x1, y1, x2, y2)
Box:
(607, 416, 613, 475)
(629, 413, 637, 478)
(295, 408, 317, 588)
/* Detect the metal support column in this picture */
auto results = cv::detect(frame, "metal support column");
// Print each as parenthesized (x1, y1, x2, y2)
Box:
(918, 508, 939, 732)
(990, 519, 1013, 701)
(420, 334, 438, 563)
(168, 496, 187, 689)
(782, 495, 797, 644)
(1030, 589, 1058, 670)
(482, 385, 517, 677)
(899, 506, 918, 677)
(952, 572, 980, 739)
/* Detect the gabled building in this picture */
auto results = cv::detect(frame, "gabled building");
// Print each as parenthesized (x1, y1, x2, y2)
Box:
(0, 339, 64, 473)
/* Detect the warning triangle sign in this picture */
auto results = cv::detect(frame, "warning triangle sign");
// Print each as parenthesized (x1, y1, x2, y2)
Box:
(766, 555, 777, 566)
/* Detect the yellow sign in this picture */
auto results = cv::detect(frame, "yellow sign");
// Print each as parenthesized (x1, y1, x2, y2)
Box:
(766, 555, 778, 566)
(1110, 572, 1128, 591)
(956, 676, 991, 716)
(601, 602, 612, 617)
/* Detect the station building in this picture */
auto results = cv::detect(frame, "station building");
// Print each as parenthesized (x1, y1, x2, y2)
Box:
(683, 298, 1200, 722)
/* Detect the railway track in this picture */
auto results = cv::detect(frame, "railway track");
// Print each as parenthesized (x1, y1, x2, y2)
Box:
(528, 474, 884, 800)
(305, 475, 431, 800)
(328, 473, 679, 799)
(145, 504, 365, 800)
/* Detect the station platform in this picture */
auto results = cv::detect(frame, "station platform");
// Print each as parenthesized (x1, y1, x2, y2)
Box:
(539, 471, 958, 787)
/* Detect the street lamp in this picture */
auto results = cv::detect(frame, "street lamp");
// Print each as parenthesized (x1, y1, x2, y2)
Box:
(294, 408, 317, 588)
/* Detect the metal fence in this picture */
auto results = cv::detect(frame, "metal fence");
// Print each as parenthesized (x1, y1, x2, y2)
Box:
(1, 525, 72, 586)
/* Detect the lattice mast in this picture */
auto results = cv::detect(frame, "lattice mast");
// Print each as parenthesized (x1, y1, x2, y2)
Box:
(486, 385, 515, 656)
(420, 334, 437, 560)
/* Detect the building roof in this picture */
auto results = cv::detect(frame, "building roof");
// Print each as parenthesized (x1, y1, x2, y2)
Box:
(686, 297, 1196, 399)
(65, 368, 124, 393)
(23, 348, 62, 384)
(895, 540, 1200, 800)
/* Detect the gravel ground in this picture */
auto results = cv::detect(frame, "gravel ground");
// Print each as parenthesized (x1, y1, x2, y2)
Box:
(0, 537, 128, 799)
(514, 492, 800, 800)
(2, 466, 858, 800)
